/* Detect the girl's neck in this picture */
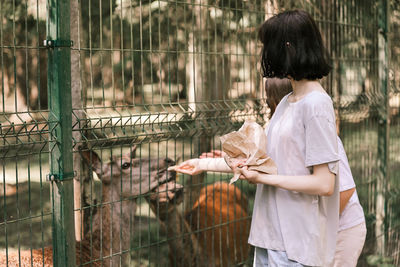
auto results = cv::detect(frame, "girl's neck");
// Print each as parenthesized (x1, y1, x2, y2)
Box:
(289, 79, 323, 101)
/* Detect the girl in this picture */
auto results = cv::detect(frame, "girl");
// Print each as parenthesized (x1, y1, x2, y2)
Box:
(232, 10, 339, 266)
(173, 10, 343, 266)
(262, 79, 366, 267)
(200, 78, 366, 266)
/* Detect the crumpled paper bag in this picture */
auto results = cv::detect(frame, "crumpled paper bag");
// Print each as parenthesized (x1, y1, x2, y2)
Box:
(220, 121, 277, 184)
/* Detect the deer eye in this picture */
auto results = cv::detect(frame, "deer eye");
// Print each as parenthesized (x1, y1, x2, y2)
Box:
(122, 162, 131, 169)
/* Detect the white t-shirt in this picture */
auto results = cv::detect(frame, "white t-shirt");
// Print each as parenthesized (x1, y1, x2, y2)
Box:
(248, 91, 340, 266)
(337, 137, 365, 231)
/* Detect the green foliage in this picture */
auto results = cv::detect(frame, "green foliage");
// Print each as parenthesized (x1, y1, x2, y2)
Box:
(0, 181, 52, 249)
(80, 0, 118, 47)
(1, 0, 28, 24)
(0, 0, 47, 111)
(367, 254, 396, 267)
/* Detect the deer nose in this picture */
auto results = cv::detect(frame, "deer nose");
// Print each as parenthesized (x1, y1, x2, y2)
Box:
(164, 158, 175, 166)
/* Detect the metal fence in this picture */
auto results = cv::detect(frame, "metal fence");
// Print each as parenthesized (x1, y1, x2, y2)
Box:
(0, 0, 399, 266)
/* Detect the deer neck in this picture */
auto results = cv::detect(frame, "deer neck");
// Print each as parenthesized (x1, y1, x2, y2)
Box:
(148, 201, 206, 267)
(88, 183, 137, 266)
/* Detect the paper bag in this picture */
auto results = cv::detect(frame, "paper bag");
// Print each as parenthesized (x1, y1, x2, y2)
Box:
(220, 121, 277, 184)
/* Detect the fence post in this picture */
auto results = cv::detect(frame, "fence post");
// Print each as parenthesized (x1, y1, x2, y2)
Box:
(376, 0, 390, 257)
(46, 0, 76, 266)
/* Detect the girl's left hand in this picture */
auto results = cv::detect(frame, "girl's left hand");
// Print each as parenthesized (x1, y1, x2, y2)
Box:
(168, 159, 203, 175)
(237, 166, 260, 184)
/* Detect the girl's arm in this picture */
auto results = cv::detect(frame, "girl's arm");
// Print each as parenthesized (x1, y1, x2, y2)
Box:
(236, 163, 335, 196)
(340, 188, 355, 214)
(170, 158, 233, 175)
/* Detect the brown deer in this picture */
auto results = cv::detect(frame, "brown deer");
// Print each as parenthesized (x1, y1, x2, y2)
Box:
(0, 147, 177, 267)
(147, 181, 250, 267)
(0, 183, 17, 197)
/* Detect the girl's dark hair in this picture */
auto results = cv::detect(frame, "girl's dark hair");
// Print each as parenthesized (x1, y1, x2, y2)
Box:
(265, 78, 292, 118)
(258, 10, 331, 80)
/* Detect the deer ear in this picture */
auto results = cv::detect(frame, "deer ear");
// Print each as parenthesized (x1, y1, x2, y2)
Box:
(80, 150, 102, 172)
(130, 145, 137, 158)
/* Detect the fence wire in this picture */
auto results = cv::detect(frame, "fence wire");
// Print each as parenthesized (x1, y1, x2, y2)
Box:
(0, 0, 399, 266)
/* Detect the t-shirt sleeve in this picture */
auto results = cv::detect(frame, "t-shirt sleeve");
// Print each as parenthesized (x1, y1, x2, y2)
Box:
(304, 104, 339, 174)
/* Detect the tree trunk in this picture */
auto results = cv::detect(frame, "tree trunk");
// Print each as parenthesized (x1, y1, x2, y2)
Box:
(185, 0, 231, 211)
(70, 0, 90, 242)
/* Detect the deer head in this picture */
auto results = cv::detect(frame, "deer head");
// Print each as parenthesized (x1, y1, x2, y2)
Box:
(80, 146, 177, 199)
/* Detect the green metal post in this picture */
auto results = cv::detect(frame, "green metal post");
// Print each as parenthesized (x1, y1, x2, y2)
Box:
(47, 0, 76, 266)
(376, 0, 390, 257)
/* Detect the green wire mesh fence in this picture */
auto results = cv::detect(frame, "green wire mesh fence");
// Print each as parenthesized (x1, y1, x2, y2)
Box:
(0, 0, 399, 266)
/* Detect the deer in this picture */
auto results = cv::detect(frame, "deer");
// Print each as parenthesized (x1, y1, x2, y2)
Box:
(0, 183, 17, 197)
(147, 181, 250, 267)
(0, 146, 177, 267)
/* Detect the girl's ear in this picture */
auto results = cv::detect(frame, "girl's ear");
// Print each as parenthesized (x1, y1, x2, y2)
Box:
(80, 149, 102, 173)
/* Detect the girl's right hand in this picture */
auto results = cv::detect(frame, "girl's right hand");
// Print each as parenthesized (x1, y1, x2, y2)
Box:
(168, 159, 204, 175)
